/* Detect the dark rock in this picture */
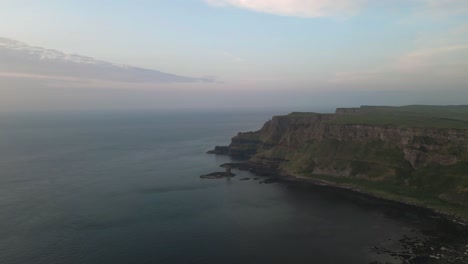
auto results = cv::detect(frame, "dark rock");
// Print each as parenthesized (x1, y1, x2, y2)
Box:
(220, 162, 278, 176)
(206, 146, 229, 154)
(200, 171, 235, 179)
(263, 178, 279, 184)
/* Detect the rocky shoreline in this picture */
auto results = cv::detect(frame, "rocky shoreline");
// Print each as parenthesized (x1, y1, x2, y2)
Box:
(200, 172, 235, 179)
(220, 161, 468, 226)
(200, 167, 235, 179)
(217, 161, 468, 263)
(205, 106, 468, 262)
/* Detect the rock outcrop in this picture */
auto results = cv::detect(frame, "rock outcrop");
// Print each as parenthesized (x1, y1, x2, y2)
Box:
(206, 146, 230, 154)
(200, 167, 235, 179)
(213, 106, 468, 210)
(228, 111, 467, 174)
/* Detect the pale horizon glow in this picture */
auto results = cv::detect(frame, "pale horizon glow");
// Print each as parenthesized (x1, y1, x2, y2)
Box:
(0, 0, 467, 111)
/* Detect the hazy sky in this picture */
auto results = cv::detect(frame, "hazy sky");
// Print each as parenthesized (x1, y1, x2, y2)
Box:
(1, 0, 467, 111)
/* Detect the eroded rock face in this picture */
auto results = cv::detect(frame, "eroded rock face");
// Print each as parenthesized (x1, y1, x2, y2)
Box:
(206, 146, 230, 154)
(229, 132, 262, 157)
(226, 113, 468, 174)
(403, 148, 459, 169)
(214, 107, 468, 211)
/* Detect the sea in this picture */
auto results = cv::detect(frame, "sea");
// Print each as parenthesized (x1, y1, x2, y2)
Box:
(0, 110, 466, 264)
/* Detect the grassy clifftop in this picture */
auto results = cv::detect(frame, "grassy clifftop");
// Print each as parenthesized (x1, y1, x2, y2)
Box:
(231, 105, 468, 219)
(331, 105, 468, 129)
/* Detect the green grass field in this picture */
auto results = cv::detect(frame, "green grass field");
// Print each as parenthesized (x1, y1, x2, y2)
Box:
(332, 105, 468, 129)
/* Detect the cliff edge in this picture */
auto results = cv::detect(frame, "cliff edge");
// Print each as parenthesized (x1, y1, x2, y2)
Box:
(217, 105, 468, 219)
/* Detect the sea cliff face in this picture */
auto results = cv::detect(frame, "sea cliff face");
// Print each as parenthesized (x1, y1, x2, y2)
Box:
(220, 106, 468, 214)
(232, 114, 467, 170)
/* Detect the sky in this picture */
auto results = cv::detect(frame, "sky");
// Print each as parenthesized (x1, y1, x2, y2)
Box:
(0, 0, 467, 112)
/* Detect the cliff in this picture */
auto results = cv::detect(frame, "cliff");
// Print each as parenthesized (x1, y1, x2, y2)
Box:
(221, 105, 468, 218)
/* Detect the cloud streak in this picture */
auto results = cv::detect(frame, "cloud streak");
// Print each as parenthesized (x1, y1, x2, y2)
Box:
(0, 37, 214, 84)
(397, 45, 468, 70)
(332, 44, 468, 85)
(204, 0, 367, 18)
(419, 0, 468, 16)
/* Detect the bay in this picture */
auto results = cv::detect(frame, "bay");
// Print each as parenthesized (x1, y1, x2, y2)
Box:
(0, 111, 465, 264)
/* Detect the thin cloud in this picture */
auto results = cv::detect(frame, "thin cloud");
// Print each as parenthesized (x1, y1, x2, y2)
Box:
(204, 0, 367, 18)
(420, 0, 468, 16)
(222, 51, 244, 63)
(332, 45, 468, 84)
(397, 45, 468, 71)
(0, 72, 218, 89)
(401, 0, 468, 24)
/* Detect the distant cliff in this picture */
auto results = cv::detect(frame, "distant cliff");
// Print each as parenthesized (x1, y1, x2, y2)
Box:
(217, 106, 468, 218)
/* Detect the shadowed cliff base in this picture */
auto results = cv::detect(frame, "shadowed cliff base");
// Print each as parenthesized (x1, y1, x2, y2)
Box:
(214, 162, 468, 263)
(209, 105, 468, 221)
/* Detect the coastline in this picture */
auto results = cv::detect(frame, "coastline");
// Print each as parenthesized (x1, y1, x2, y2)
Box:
(218, 159, 468, 262)
(218, 105, 468, 229)
(221, 161, 468, 226)
(285, 172, 468, 226)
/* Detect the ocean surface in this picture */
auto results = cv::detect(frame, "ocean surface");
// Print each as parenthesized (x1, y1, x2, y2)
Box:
(0, 110, 465, 264)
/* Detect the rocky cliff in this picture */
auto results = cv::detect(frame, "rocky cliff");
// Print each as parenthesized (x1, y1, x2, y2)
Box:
(233, 113, 468, 171)
(217, 106, 468, 215)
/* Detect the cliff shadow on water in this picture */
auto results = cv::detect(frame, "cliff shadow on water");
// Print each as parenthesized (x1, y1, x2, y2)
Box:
(207, 105, 468, 263)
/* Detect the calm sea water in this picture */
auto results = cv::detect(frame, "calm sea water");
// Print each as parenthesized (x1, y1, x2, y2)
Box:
(0, 111, 464, 264)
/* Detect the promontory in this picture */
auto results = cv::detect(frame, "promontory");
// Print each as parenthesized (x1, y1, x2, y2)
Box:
(209, 105, 468, 220)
